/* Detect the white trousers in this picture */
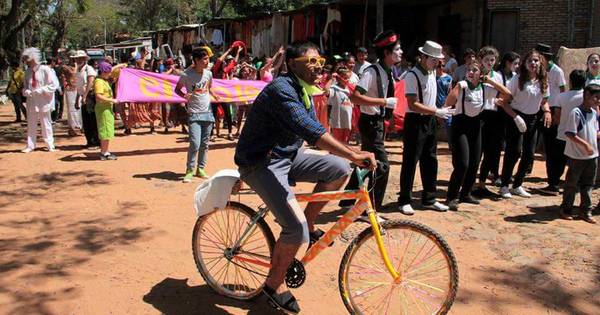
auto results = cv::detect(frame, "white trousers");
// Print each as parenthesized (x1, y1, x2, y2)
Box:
(65, 90, 82, 129)
(26, 107, 54, 150)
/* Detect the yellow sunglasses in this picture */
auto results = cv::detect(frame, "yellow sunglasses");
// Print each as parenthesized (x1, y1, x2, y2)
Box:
(294, 56, 326, 67)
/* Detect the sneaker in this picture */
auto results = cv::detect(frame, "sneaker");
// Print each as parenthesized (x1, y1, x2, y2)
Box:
(500, 186, 512, 199)
(196, 168, 209, 179)
(581, 215, 597, 224)
(399, 204, 415, 215)
(538, 185, 560, 195)
(510, 186, 531, 198)
(21, 147, 33, 153)
(182, 170, 194, 183)
(48, 147, 59, 152)
(459, 194, 480, 205)
(423, 201, 449, 212)
(100, 153, 117, 161)
(447, 199, 459, 211)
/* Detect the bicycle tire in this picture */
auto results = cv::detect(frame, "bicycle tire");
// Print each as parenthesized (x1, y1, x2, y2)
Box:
(192, 201, 276, 300)
(338, 219, 459, 315)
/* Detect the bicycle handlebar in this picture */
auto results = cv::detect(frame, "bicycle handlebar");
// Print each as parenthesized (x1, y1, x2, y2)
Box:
(356, 159, 372, 187)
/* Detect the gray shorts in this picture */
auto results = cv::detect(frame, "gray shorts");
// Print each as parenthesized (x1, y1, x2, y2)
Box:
(239, 149, 351, 244)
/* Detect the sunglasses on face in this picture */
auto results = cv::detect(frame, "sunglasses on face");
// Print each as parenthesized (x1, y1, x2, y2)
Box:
(294, 56, 326, 67)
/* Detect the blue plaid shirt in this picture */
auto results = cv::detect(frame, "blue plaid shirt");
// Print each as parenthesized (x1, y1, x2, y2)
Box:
(235, 73, 327, 167)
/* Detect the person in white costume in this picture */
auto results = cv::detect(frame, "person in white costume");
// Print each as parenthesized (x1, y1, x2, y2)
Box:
(21, 47, 58, 153)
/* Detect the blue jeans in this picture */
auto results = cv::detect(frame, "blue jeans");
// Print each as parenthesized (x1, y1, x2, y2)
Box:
(186, 120, 213, 171)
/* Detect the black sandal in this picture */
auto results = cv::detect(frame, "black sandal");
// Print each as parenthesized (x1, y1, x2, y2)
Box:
(263, 286, 300, 314)
(308, 228, 334, 248)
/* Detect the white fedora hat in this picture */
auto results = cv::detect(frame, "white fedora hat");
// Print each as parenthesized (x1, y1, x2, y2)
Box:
(70, 50, 89, 59)
(418, 41, 444, 59)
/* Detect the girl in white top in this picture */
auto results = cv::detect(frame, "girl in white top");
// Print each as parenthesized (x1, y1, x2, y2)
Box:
(500, 50, 552, 198)
(443, 61, 512, 209)
(586, 53, 600, 87)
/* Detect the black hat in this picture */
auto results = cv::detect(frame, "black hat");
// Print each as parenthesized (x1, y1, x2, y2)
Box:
(357, 47, 368, 54)
(536, 43, 553, 57)
(585, 83, 600, 93)
(373, 30, 399, 49)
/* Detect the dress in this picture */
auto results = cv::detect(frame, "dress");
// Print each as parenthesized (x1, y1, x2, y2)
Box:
(94, 78, 115, 140)
(127, 103, 162, 127)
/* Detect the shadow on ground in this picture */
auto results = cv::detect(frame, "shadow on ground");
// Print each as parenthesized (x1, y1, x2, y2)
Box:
(143, 277, 281, 315)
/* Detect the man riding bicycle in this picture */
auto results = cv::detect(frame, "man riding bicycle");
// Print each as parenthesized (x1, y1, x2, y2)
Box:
(234, 41, 376, 313)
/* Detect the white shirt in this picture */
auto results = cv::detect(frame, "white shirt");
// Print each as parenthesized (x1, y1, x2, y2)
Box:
(354, 61, 371, 78)
(564, 107, 599, 159)
(454, 81, 493, 117)
(404, 66, 437, 113)
(482, 70, 503, 111)
(586, 73, 600, 87)
(23, 64, 57, 113)
(356, 64, 392, 115)
(77, 64, 97, 95)
(557, 89, 584, 141)
(547, 63, 567, 107)
(507, 74, 549, 115)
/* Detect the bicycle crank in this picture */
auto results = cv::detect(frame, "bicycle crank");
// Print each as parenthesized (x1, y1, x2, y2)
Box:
(285, 259, 306, 288)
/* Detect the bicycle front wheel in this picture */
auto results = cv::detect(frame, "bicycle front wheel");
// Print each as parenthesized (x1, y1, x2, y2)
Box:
(192, 201, 275, 300)
(339, 219, 458, 315)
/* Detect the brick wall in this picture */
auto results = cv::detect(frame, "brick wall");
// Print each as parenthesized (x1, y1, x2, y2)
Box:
(487, 0, 593, 54)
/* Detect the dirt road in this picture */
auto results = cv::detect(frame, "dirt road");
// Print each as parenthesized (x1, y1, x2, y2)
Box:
(0, 103, 598, 314)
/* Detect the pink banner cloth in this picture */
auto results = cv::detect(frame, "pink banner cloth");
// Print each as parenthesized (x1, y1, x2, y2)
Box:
(116, 68, 267, 104)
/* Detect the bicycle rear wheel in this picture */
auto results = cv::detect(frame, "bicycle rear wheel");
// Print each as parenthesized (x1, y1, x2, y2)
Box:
(339, 219, 458, 315)
(192, 201, 275, 300)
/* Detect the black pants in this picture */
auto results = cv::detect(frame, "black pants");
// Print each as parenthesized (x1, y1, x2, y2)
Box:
(341, 114, 389, 209)
(51, 91, 63, 121)
(8, 93, 26, 121)
(501, 111, 538, 188)
(561, 158, 597, 213)
(211, 103, 233, 134)
(398, 113, 438, 206)
(81, 102, 99, 147)
(543, 109, 567, 187)
(447, 115, 482, 201)
(479, 110, 506, 183)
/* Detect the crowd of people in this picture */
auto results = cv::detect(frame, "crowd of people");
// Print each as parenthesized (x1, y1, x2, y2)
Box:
(5, 34, 600, 226)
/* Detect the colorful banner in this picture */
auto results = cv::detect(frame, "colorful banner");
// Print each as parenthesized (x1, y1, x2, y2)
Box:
(116, 68, 268, 104)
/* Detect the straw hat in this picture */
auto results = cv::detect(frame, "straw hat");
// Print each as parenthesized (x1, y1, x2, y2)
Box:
(70, 50, 89, 59)
(418, 41, 444, 59)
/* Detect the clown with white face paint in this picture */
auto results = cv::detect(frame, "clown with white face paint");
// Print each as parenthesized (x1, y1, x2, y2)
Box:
(21, 47, 58, 153)
(474, 46, 521, 196)
(339, 30, 400, 217)
(397, 40, 454, 215)
(499, 49, 552, 199)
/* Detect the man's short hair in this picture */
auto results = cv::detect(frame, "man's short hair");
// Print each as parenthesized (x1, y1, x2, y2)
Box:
(569, 70, 587, 90)
(285, 41, 319, 63)
(463, 48, 476, 59)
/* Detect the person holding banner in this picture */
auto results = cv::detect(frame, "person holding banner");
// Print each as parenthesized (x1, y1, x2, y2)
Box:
(176, 48, 221, 183)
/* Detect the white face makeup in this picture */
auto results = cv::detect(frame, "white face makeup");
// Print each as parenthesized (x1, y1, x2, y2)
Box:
(481, 55, 496, 73)
(392, 44, 403, 63)
(466, 65, 481, 82)
(589, 55, 600, 73)
(527, 55, 541, 73)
